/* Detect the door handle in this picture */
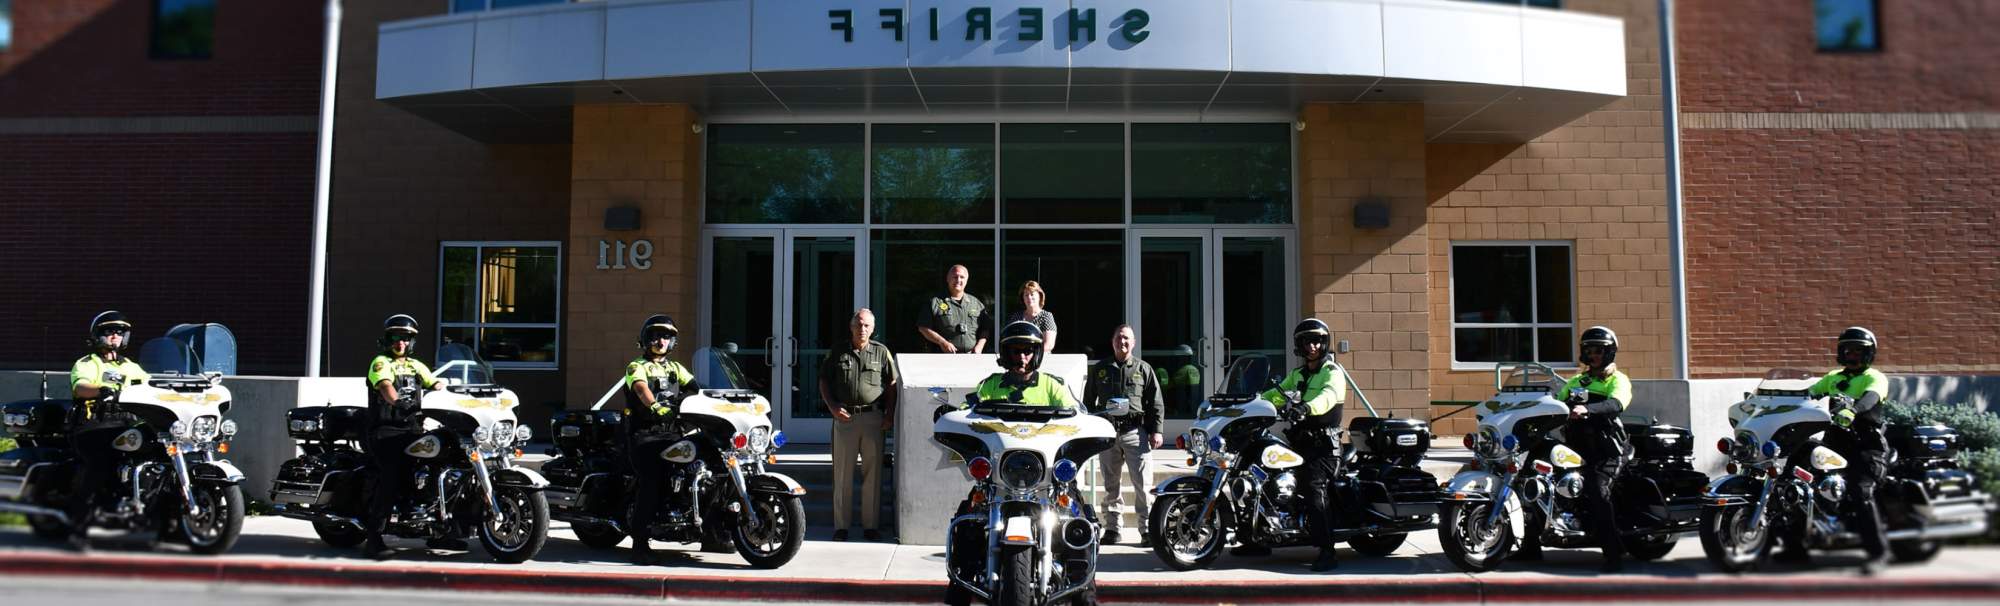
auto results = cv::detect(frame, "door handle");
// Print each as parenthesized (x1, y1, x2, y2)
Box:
(764, 337, 776, 368)
(1220, 338, 1232, 365)
(788, 336, 800, 369)
(1196, 337, 1210, 363)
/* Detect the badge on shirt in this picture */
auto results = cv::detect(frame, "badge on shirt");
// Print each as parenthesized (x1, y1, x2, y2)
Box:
(938, 302, 949, 311)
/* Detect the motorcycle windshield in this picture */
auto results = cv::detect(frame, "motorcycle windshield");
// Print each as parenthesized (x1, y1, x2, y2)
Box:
(1755, 368, 1819, 397)
(1502, 363, 1563, 392)
(1218, 354, 1272, 397)
(693, 347, 753, 391)
(138, 337, 202, 376)
(435, 343, 496, 385)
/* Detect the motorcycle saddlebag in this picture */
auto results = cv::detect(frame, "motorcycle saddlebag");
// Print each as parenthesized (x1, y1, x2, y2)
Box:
(286, 406, 368, 442)
(0, 446, 73, 500)
(1348, 417, 1432, 456)
(1, 399, 74, 437)
(270, 450, 371, 506)
(1622, 423, 1695, 460)
(1355, 464, 1442, 518)
(1888, 424, 1959, 460)
(552, 410, 624, 451)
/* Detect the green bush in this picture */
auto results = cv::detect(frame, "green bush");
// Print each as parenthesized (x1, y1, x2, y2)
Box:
(0, 438, 18, 526)
(1883, 400, 2000, 452)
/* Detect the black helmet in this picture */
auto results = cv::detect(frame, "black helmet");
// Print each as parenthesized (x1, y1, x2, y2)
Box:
(995, 321, 1046, 372)
(89, 311, 132, 351)
(1291, 318, 1331, 359)
(1837, 326, 1877, 367)
(1579, 326, 1619, 367)
(379, 314, 420, 353)
(638, 314, 679, 355)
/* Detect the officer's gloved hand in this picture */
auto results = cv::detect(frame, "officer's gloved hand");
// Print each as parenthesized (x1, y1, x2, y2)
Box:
(1281, 403, 1308, 424)
(98, 385, 121, 401)
(395, 396, 418, 410)
(1833, 408, 1857, 428)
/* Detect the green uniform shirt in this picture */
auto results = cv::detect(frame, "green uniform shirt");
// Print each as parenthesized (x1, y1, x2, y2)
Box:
(975, 372, 1072, 407)
(922, 292, 985, 353)
(1262, 362, 1346, 416)
(625, 357, 694, 418)
(820, 340, 899, 409)
(71, 353, 150, 421)
(1083, 356, 1163, 434)
(368, 355, 439, 391)
(1563, 369, 1634, 411)
(1809, 367, 1888, 401)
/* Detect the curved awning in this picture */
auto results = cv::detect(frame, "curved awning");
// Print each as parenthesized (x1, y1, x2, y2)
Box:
(377, 0, 1625, 143)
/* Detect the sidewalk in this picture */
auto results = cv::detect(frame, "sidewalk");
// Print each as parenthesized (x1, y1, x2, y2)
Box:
(4, 515, 1999, 603)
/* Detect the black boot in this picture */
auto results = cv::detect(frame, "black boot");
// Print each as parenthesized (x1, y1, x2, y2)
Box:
(426, 537, 468, 550)
(365, 533, 394, 561)
(1311, 547, 1340, 572)
(1514, 539, 1544, 561)
(631, 543, 660, 566)
(1230, 543, 1273, 556)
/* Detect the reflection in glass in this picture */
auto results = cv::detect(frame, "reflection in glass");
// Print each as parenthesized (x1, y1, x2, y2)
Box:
(479, 247, 560, 325)
(707, 124, 865, 224)
(1132, 123, 1291, 224)
(709, 237, 777, 395)
(791, 237, 856, 419)
(1221, 237, 1288, 364)
(479, 327, 557, 364)
(1537, 327, 1574, 364)
(438, 245, 560, 366)
(1535, 246, 1572, 324)
(872, 125, 995, 224)
(1140, 237, 1206, 419)
(869, 229, 996, 354)
(1451, 244, 1574, 364)
(1000, 230, 1123, 357)
(1815, 0, 1878, 51)
(1456, 327, 1535, 363)
(440, 247, 478, 324)
(1000, 124, 1124, 224)
(1453, 246, 1532, 324)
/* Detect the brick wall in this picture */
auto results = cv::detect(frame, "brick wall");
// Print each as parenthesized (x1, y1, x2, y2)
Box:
(1676, 0, 2000, 113)
(1296, 103, 1432, 423)
(563, 106, 703, 409)
(1424, 0, 1671, 435)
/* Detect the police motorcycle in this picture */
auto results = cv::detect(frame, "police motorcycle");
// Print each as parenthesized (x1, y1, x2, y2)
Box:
(0, 339, 246, 554)
(1700, 369, 1992, 572)
(1439, 363, 1708, 572)
(269, 344, 550, 563)
(541, 347, 806, 568)
(1148, 354, 1439, 570)
(932, 387, 1122, 606)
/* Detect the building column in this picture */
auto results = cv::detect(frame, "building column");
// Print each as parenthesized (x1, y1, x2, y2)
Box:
(565, 105, 704, 409)
(1295, 103, 1432, 422)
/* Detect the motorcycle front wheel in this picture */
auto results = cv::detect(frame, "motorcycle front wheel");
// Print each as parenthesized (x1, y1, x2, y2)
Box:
(479, 487, 550, 564)
(999, 542, 1035, 606)
(179, 483, 246, 555)
(1698, 504, 1770, 573)
(1440, 500, 1513, 572)
(1149, 493, 1225, 571)
(734, 493, 805, 569)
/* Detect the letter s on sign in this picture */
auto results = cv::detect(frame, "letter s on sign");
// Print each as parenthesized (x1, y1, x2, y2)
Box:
(1119, 9, 1149, 43)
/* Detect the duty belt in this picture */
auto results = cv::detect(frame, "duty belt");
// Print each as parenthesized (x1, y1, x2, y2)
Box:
(843, 403, 880, 414)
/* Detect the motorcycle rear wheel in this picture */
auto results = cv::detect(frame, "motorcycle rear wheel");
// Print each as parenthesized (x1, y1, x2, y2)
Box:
(734, 494, 805, 569)
(1149, 493, 1225, 571)
(1440, 501, 1512, 572)
(1890, 538, 1943, 563)
(1698, 504, 1770, 573)
(28, 514, 68, 541)
(1625, 531, 1679, 561)
(1347, 532, 1407, 557)
(479, 487, 550, 564)
(313, 520, 366, 548)
(573, 521, 627, 549)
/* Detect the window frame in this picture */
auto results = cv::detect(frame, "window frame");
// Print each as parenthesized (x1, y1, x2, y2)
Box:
(436, 241, 564, 370)
(1814, 0, 1883, 53)
(1447, 241, 1577, 371)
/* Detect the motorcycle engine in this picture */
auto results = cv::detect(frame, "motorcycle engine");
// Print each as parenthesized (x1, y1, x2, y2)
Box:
(1264, 471, 1298, 502)
(1552, 472, 1584, 499)
(1816, 474, 1847, 504)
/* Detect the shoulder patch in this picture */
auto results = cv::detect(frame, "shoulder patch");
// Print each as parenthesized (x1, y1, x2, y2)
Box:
(628, 362, 641, 374)
(372, 361, 386, 372)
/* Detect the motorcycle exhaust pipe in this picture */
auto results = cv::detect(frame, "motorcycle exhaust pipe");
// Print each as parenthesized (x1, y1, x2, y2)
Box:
(1887, 519, 1989, 542)
(1061, 517, 1096, 551)
(0, 500, 69, 525)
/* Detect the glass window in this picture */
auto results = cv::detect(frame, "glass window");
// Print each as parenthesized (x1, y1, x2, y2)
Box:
(152, 0, 215, 59)
(1000, 124, 1124, 224)
(1, 0, 13, 52)
(708, 236, 777, 392)
(999, 230, 1123, 357)
(869, 229, 996, 354)
(452, 0, 566, 13)
(1816, 0, 1879, 51)
(1450, 243, 1573, 365)
(872, 124, 995, 224)
(1131, 123, 1291, 224)
(440, 243, 562, 368)
(706, 124, 865, 224)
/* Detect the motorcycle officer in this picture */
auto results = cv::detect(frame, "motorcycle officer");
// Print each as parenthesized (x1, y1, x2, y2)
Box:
(973, 321, 1073, 407)
(1807, 327, 1891, 575)
(362, 314, 444, 560)
(1257, 318, 1347, 572)
(65, 311, 152, 552)
(622, 314, 703, 566)
(1534, 326, 1633, 573)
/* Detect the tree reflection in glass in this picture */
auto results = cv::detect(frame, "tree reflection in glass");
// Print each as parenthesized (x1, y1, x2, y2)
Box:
(872, 124, 995, 224)
(1132, 123, 1291, 224)
(706, 124, 864, 224)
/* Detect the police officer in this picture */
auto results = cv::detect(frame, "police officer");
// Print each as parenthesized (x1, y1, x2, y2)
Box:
(819, 309, 900, 542)
(66, 311, 151, 552)
(1258, 318, 1348, 572)
(623, 314, 702, 566)
(1081, 324, 1163, 546)
(1540, 326, 1633, 573)
(362, 314, 444, 560)
(975, 321, 1070, 406)
(918, 265, 988, 354)
(1808, 327, 1891, 575)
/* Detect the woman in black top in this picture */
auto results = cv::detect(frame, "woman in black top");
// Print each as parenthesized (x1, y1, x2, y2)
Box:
(1008, 280, 1058, 354)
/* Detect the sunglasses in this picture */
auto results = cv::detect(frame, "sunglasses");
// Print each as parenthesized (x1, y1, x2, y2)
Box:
(96, 329, 130, 338)
(388, 335, 415, 343)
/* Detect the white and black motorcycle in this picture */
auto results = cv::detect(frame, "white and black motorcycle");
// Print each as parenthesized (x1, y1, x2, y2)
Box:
(933, 388, 1121, 606)
(269, 344, 550, 563)
(1700, 369, 1993, 572)
(0, 341, 246, 554)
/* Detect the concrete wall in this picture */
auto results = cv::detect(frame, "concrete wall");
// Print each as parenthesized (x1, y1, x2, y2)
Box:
(1888, 375, 2000, 413)
(894, 354, 1088, 546)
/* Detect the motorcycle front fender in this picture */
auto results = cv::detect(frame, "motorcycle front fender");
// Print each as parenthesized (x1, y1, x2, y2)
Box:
(1702, 473, 1761, 505)
(1150, 474, 1211, 497)
(190, 460, 245, 483)
(747, 472, 806, 496)
(491, 467, 549, 490)
(1443, 470, 1502, 501)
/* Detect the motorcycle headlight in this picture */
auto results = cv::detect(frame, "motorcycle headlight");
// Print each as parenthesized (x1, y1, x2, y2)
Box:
(999, 451, 1045, 491)
(221, 420, 239, 437)
(472, 427, 491, 444)
(751, 426, 771, 452)
(170, 420, 190, 439)
(1188, 429, 1209, 456)
(194, 416, 219, 439)
(514, 425, 533, 445)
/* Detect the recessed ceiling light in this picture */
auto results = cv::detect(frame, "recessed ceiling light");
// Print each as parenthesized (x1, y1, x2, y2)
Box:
(1063, 129, 1078, 133)
(922, 129, 937, 134)
(782, 130, 798, 134)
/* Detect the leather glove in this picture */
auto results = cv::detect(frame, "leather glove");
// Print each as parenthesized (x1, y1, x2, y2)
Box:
(395, 396, 418, 410)
(98, 385, 120, 401)
(1281, 403, 1309, 424)
(1833, 408, 1856, 428)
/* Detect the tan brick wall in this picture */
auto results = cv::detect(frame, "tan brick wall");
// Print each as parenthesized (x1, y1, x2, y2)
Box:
(1424, 0, 1671, 436)
(565, 105, 704, 408)
(1296, 103, 1432, 422)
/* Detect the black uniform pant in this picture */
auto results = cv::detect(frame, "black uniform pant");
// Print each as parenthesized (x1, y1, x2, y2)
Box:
(626, 438, 684, 552)
(1296, 440, 1344, 551)
(1843, 448, 1890, 558)
(366, 431, 424, 536)
(68, 423, 133, 533)
(1582, 456, 1626, 559)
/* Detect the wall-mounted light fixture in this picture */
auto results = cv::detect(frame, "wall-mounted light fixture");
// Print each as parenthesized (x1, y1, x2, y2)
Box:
(605, 206, 641, 231)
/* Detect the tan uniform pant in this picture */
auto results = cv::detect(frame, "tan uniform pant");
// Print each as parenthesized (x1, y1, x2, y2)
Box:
(831, 408, 886, 531)
(1097, 428, 1153, 535)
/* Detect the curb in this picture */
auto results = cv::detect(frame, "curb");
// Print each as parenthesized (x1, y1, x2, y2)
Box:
(2, 552, 1999, 603)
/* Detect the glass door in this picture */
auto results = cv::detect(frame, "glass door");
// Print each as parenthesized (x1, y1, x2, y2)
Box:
(704, 229, 866, 444)
(1131, 229, 1295, 438)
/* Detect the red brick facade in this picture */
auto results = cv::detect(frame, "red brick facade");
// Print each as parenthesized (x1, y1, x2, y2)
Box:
(1676, 0, 2000, 113)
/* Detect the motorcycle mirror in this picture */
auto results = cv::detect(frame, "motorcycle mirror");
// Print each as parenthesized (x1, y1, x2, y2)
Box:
(1743, 392, 1753, 401)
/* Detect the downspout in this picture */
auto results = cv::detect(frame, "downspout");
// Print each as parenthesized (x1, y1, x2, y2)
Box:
(306, 0, 342, 377)
(1659, 0, 1689, 380)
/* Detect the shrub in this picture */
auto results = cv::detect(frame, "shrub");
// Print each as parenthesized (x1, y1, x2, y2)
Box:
(1884, 400, 2000, 452)
(0, 438, 17, 526)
